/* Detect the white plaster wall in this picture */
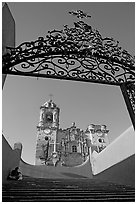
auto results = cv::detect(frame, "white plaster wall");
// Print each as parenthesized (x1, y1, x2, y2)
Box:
(91, 126, 135, 175)
(20, 156, 93, 179)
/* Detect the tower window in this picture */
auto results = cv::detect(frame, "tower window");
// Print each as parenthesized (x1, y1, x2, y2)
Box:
(72, 145, 77, 153)
(46, 112, 53, 123)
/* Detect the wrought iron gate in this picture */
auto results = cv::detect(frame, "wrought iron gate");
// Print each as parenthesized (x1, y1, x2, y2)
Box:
(2, 10, 135, 128)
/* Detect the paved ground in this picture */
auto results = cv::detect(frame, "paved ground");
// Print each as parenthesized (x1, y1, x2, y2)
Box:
(3, 176, 135, 202)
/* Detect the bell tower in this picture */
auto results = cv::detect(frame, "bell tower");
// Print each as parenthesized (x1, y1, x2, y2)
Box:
(35, 98, 60, 165)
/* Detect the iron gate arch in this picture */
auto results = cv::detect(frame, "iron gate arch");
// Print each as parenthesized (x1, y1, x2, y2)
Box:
(2, 10, 135, 128)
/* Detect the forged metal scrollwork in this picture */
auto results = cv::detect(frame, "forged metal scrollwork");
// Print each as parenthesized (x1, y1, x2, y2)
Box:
(126, 83, 135, 112)
(2, 10, 135, 112)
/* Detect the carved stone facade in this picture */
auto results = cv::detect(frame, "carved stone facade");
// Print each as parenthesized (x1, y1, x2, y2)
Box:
(35, 99, 59, 165)
(57, 123, 89, 166)
(85, 124, 109, 153)
(35, 99, 109, 166)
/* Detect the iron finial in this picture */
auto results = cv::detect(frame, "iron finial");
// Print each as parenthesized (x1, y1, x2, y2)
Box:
(69, 10, 91, 19)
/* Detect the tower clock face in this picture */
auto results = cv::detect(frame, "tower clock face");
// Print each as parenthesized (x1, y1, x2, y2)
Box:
(97, 131, 103, 137)
(44, 129, 51, 134)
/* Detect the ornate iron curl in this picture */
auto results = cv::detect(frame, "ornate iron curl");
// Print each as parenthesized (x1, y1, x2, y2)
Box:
(2, 10, 135, 113)
(126, 83, 135, 112)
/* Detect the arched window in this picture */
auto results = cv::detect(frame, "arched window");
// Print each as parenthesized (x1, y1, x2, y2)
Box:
(72, 145, 77, 152)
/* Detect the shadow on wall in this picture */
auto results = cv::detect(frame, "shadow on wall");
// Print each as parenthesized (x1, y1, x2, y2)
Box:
(91, 126, 135, 187)
(93, 154, 135, 187)
(2, 135, 22, 183)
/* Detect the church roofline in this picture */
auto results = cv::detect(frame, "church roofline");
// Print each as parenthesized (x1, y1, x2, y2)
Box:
(40, 99, 59, 109)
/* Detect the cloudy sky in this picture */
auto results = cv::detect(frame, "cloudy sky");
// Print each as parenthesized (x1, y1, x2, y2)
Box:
(2, 2, 135, 164)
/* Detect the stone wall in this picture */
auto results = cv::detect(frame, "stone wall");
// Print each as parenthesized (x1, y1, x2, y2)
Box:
(2, 135, 22, 183)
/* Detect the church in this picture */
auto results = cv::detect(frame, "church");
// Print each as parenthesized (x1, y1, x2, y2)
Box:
(35, 98, 109, 166)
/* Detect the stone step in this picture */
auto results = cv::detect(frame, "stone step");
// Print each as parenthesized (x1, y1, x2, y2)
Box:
(3, 191, 135, 195)
(3, 197, 135, 202)
(3, 177, 135, 202)
(3, 189, 135, 193)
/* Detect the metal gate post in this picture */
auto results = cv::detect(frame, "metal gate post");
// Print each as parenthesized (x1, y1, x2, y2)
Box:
(120, 83, 135, 129)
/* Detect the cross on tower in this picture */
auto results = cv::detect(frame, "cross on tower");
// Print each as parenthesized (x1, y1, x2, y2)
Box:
(49, 94, 53, 101)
